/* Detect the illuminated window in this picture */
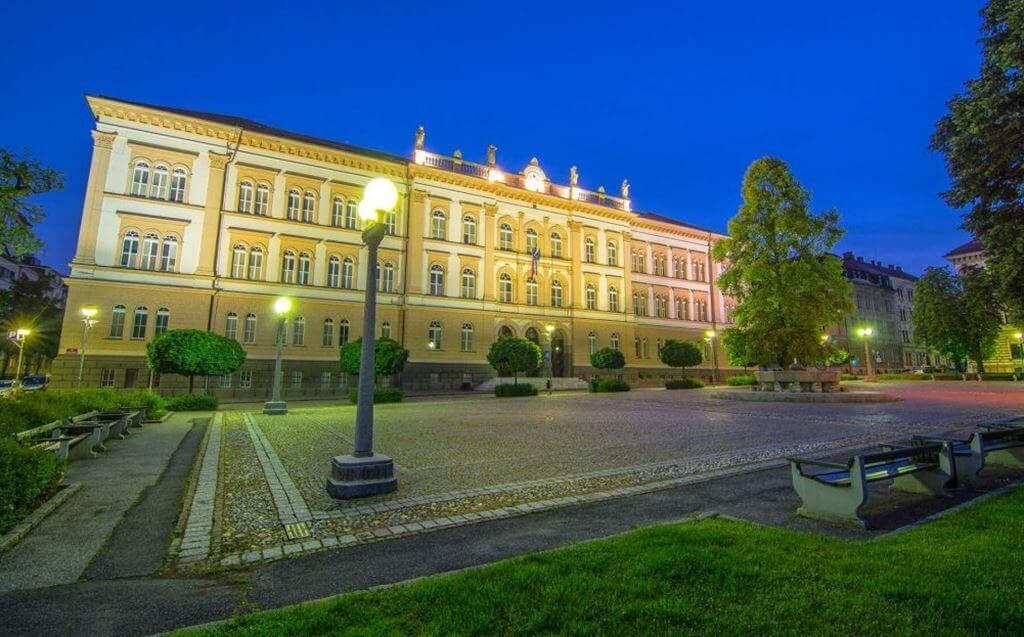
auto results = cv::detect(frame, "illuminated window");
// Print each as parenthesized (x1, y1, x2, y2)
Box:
(463, 216, 477, 244)
(120, 231, 139, 268)
(248, 247, 263, 280)
(429, 264, 445, 296)
(461, 268, 476, 299)
(225, 312, 238, 340)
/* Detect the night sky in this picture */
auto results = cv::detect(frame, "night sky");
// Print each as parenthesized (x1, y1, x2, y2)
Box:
(1, 1, 982, 275)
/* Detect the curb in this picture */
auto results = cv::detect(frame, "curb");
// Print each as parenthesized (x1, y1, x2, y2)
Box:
(0, 482, 81, 554)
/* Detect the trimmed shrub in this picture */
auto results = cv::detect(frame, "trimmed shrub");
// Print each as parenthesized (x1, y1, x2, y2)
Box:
(981, 373, 1017, 381)
(726, 375, 757, 386)
(0, 439, 65, 534)
(591, 379, 631, 393)
(495, 383, 539, 398)
(167, 393, 219, 411)
(841, 373, 861, 381)
(0, 389, 124, 437)
(877, 373, 932, 381)
(347, 387, 405, 404)
(116, 390, 168, 420)
(665, 378, 704, 390)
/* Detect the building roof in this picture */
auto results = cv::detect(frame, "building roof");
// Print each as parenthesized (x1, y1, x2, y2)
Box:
(841, 252, 918, 282)
(634, 211, 724, 237)
(89, 95, 409, 165)
(943, 238, 983, 258)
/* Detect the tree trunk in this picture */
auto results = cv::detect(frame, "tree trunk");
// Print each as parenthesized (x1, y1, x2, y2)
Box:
(189, 375, 195, 393)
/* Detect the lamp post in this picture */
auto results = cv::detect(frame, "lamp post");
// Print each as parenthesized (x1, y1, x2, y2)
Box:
(857, 327, 875, 381)
(11, 328, 31, 389)
(264, 297, 292, 415)
(77, 307, 98, 389)
(328, 177, 399, 499)
(1015, 332, 1023, 379)
(544, 323, 555, 392)
(705, 329, 718, 385)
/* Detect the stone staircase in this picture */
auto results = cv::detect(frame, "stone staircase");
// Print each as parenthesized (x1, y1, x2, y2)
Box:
(474, 377, 590, 392)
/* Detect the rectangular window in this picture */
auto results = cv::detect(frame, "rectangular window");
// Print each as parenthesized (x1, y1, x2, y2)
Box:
(154, 311, 169, 336)
(131, 310, 148, 339)
(293, 321, 305, 346)
(320, 372, 332, 389)
(220, 374, 232, 388)
(100, 368, 115, 387)
(240, 370, 253, 389)
(243, 315, 256, 344)
(124, 368, 137, 389)
(109, 310, 126, 338)
(291, 371, 302, 388)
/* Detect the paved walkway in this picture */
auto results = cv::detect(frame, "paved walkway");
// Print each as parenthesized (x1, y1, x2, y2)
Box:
(0, 413, 203, 592)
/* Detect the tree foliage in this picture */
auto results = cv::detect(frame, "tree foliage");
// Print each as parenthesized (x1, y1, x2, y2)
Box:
(931, 0, 1024, 321)
(145, 329, 246, 392)
(0, 149, 62, 258)
(912, 266, 1003, 373)
(721, 329, 757, 368)
(486, 337, 542, 383)
(712, 157, 853, 367)
(590, 347, 625, 371)
(339, 337, 409, 379)
(0, 270, 62, 373)
(658, 340, 703, 377)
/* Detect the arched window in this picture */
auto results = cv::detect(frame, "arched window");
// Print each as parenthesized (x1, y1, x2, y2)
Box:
(323, 318, 334, 346)
(225, 312, 238, 340)
(281, 251, 296, 283)
(499, 223, 513, 250)
(499, 273, 513, 303)
(550, 232, 563, 258)
(238, 181, 254, 213)
(607, 241, 617, 266)
(526, 228, 539, 255)
(381, 263, 395, 293)
(130, 161, 149, 196)
(155, 307, 170, 335)
(140, 233, 160, 270)
(161, 236, 178, 271)
(431, 209, 447, 240)
(428, 321, 442, 349)
(588, 331, 597, 355)
(131, 307, 148, 339)
(332, 197, 344, 226)
(676, 297, 687, 320)
(655, 295, 667, 318)
(255, 184, 270, 216)
(608, 286, 619, 312)
(635, 337, 642, 358)
(498, 325, 514, 339)
(584, 237, 595, 263)
(327, 256, 341, 288)
(551, 280, 563, 308)
(381, 321, 392, 339)
(243, 313, 257, 344)
(297, 253, 311, 285)
(461, 323, 474, 352)
(302, 192, 315, 222)
(525, 327, 539, 344)
(248, 247, 263, 280)
(345, 200, 357, 228)
(462, 216, 477, 244)
(429, 264, 445, 296)
(341, 257, 354, 289)
(461, 268, 476, 299)
(286, 189, 300, 220)
(120, 231, 139, 268)
(339, 319, 350, 344)
(526, 277, 539, 305)
(170, 168, 187, 202)
(611, 333, 620, 351)
(109, 304, 126, 338)
(292, 317, 305, 346)
(586, 284, 596, 310)
(642, 338, 649, 359)
(151, 166, 169, 199)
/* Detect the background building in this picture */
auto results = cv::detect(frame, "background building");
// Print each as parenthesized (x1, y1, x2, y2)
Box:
(51, 96, 734, 398)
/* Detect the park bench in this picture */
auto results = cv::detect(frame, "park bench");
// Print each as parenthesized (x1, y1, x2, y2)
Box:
(789, 442, 956, 528)
(71, 411, 129, 441)
(913, 427, 1024, 487)
(14, 419, 100, 461)
(103, 406, 146, 428)
(980, 415, 1024, 431)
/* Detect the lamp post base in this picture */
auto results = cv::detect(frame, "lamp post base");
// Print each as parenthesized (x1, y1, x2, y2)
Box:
(326, 453, 397, 499)
(263, 401, 288, 415)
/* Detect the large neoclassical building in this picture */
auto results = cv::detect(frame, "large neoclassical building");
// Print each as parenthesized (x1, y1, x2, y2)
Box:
(52, 96, 734, 396)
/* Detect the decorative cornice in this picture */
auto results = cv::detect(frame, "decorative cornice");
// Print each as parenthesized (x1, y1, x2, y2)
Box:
(208, 151, 230, 171)
(91, 130, 117, 149)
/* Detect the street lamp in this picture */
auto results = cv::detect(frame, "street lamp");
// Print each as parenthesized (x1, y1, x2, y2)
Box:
(1015, 332, 1023, 378)
(11, 328, 31, 388)
(544, 323, 555, 391)
(705, 329, 718, 385)
(263, 296, 292, 415)
(327, 177, 399, 499)
(77, 307, 98, 389)
(856, 327, 875, 381)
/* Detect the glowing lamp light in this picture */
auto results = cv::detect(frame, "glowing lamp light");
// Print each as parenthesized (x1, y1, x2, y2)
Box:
(363, 178, 398, 212)
(274, 297, 292, 315)
(414, 149, 427, 165)
(545, 324, 555, 334)
(705, 330, 717, 339)
(821, 334, 830, 342)
(488, 169, 504, 183)
(357, 199, 376, 223)
(16, 328, 31, 337)
(857, 327, 873, 338)
(1016, 332, 1024, 340)
(81, 307, 98, 319)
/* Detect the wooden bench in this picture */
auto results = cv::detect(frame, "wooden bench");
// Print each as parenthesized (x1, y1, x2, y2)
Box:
(980, 415, 1024, 431)
(101, 407, 145, 429)
(14, 420, 99, 461)
(70, 411, 129, 442)
(914, 428, 1024, 487)
(789, 443, 956, 528)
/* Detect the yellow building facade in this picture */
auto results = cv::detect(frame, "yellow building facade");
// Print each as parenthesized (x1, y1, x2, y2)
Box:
(53, 96, 734, 397)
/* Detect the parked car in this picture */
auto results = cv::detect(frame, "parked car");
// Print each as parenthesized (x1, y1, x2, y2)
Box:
(910, 366, 943, 374)
(21, 374, 49, 391)
(0, 378, 13, 396)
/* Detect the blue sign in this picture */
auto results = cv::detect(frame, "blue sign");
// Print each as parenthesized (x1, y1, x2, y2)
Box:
(543, 350, 552, 361)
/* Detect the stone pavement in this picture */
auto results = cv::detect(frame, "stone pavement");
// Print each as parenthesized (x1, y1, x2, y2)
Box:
(0, 412, 204, 592)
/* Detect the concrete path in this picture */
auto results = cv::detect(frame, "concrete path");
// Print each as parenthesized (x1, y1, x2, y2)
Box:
(0, 413, 201, 592)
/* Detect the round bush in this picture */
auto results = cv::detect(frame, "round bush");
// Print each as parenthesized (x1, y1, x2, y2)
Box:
(167, 394, 219, 411)
(494, 383, 539, 398)
(665, 378, 704, 390)
(348, 387, 404, 404)
(591, 379, 631, 393)
(726, 375, 757, 386)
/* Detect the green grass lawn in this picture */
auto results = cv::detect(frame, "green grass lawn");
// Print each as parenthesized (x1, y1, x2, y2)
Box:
(188, 487, 1024, 636)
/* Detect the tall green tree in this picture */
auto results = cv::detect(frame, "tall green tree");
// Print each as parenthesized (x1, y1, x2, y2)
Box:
(931, 0, 1024, 321)
(712, 157, 853, 367)
(339, 337, 409, 383)
(590, 347, 626, 380)
(0, 149, 62, 257)
(0, 270, 63, 374)
(145, 329, 246, 392)
(658, 340, 703, 378)
(486, 337, 542, 384)
(912, 266, 1003, 374)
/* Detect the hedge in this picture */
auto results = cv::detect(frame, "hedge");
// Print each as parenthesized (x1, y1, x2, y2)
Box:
(166, 393, 219, 411)
(726, 375, 757, 386)
(665, 378, 704, 390)
(0, 439, 65, 534)
(348, 387, 405, 404)
(591, 379, 631, 393)
(0, 389, 167, 437)
(494, 383, 539, 398)
(841, 373, 861, 381)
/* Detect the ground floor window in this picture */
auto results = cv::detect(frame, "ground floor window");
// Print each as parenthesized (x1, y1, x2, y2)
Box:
(100, 369, 115, 387)
(220, 374, 232, 388)
(291, 371, 302, 388)
(320, 372, 332, 389)
(239, 370, 253, 388)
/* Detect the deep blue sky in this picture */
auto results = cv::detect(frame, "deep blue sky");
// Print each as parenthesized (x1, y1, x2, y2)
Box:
(1, 1, 982, 275)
